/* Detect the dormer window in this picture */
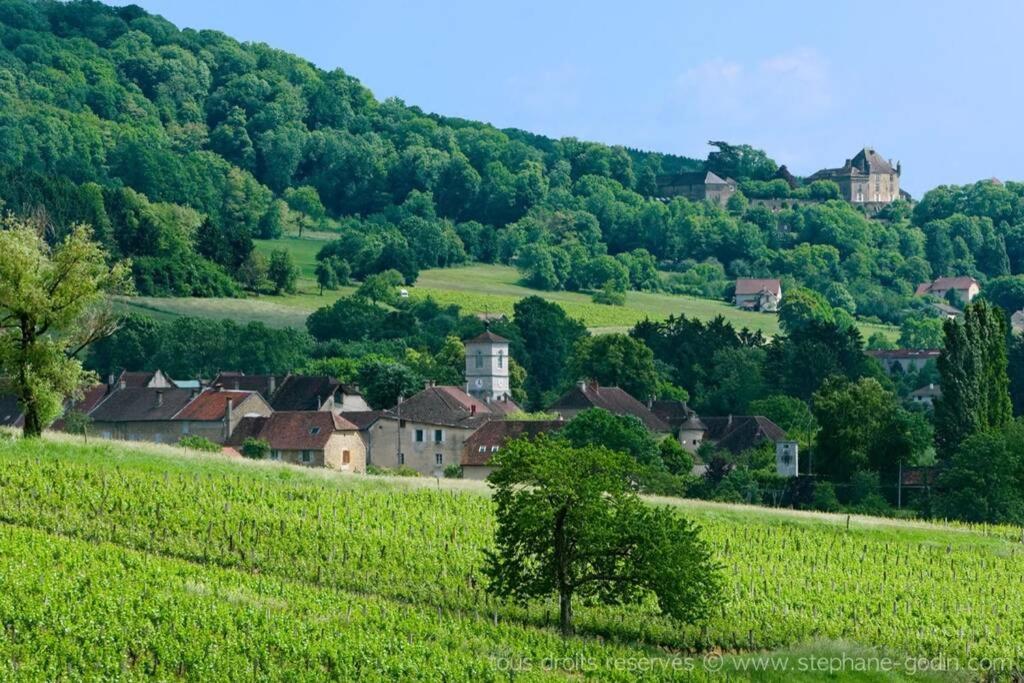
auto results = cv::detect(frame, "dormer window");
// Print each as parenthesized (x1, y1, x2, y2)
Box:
(309, 426, 321, 435)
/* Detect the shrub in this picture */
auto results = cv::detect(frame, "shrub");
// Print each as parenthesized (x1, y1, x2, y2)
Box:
(179, 435, 221, 452)
(443, 464, 464, 479)
(241, 438, 270, 460)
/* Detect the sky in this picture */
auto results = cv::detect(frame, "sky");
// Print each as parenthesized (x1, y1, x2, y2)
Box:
(106, 0, 1024, 196)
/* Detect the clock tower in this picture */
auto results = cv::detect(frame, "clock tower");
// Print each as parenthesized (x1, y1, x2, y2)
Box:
(464, 329, 510, 403)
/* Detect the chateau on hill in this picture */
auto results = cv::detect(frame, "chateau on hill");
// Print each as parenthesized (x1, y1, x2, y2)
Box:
(807, 147, 904, 205)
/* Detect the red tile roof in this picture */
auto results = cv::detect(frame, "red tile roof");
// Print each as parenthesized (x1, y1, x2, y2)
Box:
(735, 278, 781, 296)
(462, 420, 563, 466)
(383, 386, 517, 428)
(227, 412, 358, 451)
(174, 390, 254, 421)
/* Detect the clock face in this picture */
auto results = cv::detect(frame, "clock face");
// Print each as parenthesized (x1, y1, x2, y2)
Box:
(474, 378, 483, 388)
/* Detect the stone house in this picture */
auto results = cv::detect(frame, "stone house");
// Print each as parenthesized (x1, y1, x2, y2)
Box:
(88, 385, 270, 444)
(650, 400, 707, 453)
(734, 278, 782, 312)
(655, 170, 737, 204)
(548, 381, 669, 433)
(866, 349, 941, 375)
(806, 147, 902, 205)
(460, 419, 563, 480)
(914, 276, 980, 306)
(228, 411, 365, 471)
(365, 384, 517, 476)
(88, 387, 197, 443)
(172, 388, 272, 443)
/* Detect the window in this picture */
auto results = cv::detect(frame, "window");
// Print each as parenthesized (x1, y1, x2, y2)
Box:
(415, 429, 424, 443)
(180, 423, 189, 434)
(435, 453, 443, 465)
(434, 429, 443, 443)
(342, 450, 350, 465)
(475, 350, 483, 369)
(478, 446, 486, 452)
(491, 446, 499, 452)
(271, 450, 281, 461)
(497, 350, 504, 368)
(398, 452, 405, 465)
(309, 426, 321, 435)
(399, 419, 406, 428)
(301, 450, 312, 464)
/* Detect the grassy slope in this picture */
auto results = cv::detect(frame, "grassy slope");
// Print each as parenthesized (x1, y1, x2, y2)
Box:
(0, 432, 1012, 680)
(122, 234, 899, 340)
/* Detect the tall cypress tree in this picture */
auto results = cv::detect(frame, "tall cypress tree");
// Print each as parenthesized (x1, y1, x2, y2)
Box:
(935, 300, 1012, 459)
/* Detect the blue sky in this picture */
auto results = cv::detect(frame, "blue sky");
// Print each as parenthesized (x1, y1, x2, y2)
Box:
(108, 0, 1024, 196)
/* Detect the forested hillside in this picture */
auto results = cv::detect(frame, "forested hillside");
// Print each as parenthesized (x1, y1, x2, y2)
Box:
(3, 1, 1024, 324)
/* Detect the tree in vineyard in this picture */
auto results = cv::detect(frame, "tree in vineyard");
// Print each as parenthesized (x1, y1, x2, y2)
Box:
(0, 218, 131, 437)
(484, 435, 720, 635)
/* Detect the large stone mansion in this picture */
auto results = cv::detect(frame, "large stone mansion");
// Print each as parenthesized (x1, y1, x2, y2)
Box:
(806, 147, 905, 206)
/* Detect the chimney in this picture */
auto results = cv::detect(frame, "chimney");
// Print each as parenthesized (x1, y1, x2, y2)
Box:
(107, 373, 115, 387)
(727, 414, 733, 428)
(226, 398, 233, 425)
(471, 404, 476, 416)
(119, 377, 127, 390)
(576, 380, 586, 391)
(155, 390, 164, 408)
(269, 375, 276, 396)
(214, 383, 223, 392)
(316, 394, 322, 410)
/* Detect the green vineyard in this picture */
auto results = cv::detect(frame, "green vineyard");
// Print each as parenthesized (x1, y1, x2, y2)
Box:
(0, 435, 1019, 679)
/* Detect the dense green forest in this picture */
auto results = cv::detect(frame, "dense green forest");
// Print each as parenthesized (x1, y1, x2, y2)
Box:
(3, 0, 1024, 323)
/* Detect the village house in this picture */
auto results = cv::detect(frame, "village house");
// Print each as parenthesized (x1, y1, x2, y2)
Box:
(915, 276, 980, 306)
(866, 349, 941, 375)
(655, 170, 737, 204)
(88, 386, 196, 443)
(650, 400, 794, 474)
(733, 278, 782, 312)
(365, 383, 518, 476)
(909, 384, 941, 408)
(228, 411, 365, 471)
(460, 419, 563, 480)
(172, 388, 272, 443)
(88, 384, 271, 444)
(212, 372, 370, 413)
(548, 381, 669, 433)
(806, 147, 902, 205)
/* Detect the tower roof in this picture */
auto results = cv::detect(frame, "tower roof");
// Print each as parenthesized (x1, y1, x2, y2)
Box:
(465, 330, 509, 344)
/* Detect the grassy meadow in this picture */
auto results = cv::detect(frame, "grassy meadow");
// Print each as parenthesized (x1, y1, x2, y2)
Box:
(119, 233, 893, 341)
(0, 432, 1015, 680)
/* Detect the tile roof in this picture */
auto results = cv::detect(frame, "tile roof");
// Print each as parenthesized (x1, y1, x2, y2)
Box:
(383, 386, 507, 428)
(465, 330, 509, 344)
(52, 384, 113, 430)
(0, 392, 23, 427)
(548, 383, 669, 432)
(270, 375, 340, 411)
(226, 412, 358, 451)
(462, 419, 563, 467)
(702, 416, 786, 454)
(915, 276, 979, 296)
(910, 384, 942, 398)
(174, 390, 254, 421)
(90, 387, 195, 422)
(340, 410, 385, 430)
(866, 349, 941, 361)
(735, 278, 782, 296)
(211, 372, 287, 398)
